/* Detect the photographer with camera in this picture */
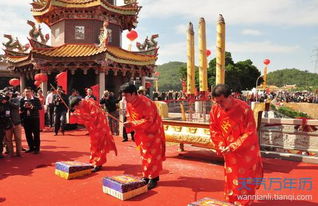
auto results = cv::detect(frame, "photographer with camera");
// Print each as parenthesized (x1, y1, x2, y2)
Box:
(100, 90, 119, 135)
(4, 91, 23, 157)
(0, 92, 14, 158)
(53, 86, 68, 136)
(20, 87, 42, 154)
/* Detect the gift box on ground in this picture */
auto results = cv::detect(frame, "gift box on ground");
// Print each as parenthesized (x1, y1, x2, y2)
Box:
(188, 197, 235, 206)
(102, 175, 148, 200)
(55, 161, 93, 180)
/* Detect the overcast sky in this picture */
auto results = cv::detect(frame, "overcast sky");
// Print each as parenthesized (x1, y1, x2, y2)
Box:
(1, 0, 318, 73)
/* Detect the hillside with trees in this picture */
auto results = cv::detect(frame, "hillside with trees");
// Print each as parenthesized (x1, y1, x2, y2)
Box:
(156, 61, 185, 91)
(267, 69, 318, 88)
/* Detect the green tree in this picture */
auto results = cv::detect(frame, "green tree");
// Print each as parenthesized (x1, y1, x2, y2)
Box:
(190, 52, 260, 91)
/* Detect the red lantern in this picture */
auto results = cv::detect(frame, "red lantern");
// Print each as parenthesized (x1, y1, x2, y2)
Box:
(126, 30, 138, 41)
(206, 49, 211, 57)
(34, 73, 42, 81)
(9, 78, 20, 87)
(40, 73, 48, 82)
(24, 44, 30, 49)
(45, 34, 50, 40)
(263, 59, 271, 65)
(34, 80, 42, 87)
(145, 82, 152, 89)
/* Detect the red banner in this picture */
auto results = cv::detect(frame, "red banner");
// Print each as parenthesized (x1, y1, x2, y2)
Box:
(91, 84, 100, 101)
(56, 72, 68, 93)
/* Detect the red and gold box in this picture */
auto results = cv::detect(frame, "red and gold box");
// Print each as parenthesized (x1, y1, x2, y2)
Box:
(102, 175, 148, 200)
(55, 161, 93, 180)
(188, 197, 234, 206)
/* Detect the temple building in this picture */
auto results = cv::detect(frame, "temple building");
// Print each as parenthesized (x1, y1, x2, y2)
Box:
(3, 0, 159, 96)
(0, 55, 19, 89)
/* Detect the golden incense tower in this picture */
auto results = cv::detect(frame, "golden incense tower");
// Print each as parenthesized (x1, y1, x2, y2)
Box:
(187, 22, 195, 94)
(263, 66, 268, 88)
(216, 14, 226, 85)
(198, 17, 208, 92)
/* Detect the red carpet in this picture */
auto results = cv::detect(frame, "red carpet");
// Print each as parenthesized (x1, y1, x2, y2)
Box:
(0, 130, 317, 206)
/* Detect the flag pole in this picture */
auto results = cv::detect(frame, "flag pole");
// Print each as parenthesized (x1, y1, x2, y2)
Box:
(106, 112, 124, 123)
(50, 83, 70, 111)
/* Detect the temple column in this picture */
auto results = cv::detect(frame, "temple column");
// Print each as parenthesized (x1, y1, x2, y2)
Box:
(41, 71, 48, 96)
(99, 70, 105, 97)
(141, 76, 146, 87)
(20, 73, 25, 94)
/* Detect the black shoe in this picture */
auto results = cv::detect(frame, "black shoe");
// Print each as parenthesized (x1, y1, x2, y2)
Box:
(147, 179, 158, 190)
(61, 131, 65, 136)
(153, 176, 159, 181)
(0, 154, 4, 159)
(141, 177, 149, 184)
(122, 139, 128, 142)
(33, 150, 40, 154)
(25, 149, 34, 153)
(91, 166, 102, 173)
(22, 148, 27, 152)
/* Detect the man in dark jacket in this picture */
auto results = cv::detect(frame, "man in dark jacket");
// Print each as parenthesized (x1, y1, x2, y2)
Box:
(53, 86, 69, 136)
(5, 91, 23, 157)
(100, 90, 118, 135)
(20, 87, 42, 154)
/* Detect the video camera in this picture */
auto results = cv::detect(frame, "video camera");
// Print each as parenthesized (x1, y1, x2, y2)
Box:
(0, 91, 13, 129)
(0, 91, 10, 103)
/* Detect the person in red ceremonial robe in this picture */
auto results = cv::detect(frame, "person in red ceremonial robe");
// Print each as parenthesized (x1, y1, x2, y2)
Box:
(121, 83, 166, 190)
(209, 84, 263, 206)
(70, 98, 117, 172)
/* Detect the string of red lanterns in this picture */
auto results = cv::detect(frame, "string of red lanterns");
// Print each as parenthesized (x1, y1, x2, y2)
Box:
(34, 73, 48, 87)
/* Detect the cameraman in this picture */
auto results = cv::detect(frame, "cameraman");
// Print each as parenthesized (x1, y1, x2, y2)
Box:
(53, 86, 68, 136)
(20, 87, 42, 154)
(0, 92, 13, 158)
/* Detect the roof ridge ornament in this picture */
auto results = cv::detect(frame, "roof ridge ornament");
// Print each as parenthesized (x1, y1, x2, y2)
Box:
(2, 34, 29, 53)
(124, 0, 137, 5)
(27, 20, 50, 45)
(98, 20, 111, 48)
(31, 0, 49, 9)
(136, 34, 159, 53)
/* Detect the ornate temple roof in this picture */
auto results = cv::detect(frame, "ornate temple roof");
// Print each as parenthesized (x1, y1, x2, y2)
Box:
(32, 0, 140, 19)
(32, 0, 139, 12)
(5, 43, 157, 67)
(32, 44, 106, 57)
(5, 56, 29, 64)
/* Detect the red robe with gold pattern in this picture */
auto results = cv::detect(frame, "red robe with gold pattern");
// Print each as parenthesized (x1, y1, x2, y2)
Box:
(126, 95, 166, 179)
(209, 98, 263, 206)
(73, 99, 117, 166)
